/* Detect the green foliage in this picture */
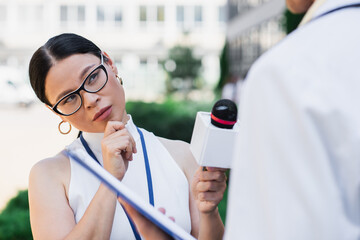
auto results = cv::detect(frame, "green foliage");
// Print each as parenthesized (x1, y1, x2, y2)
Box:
(282, 9, 305, 34)
(166, 46, 201, 80)
(127, 99, 213, 142)
(0, 190, 32, 240)
(163, 45, 202, 93)
(216, 42, 229, 92)
(218, 170, 230, 224)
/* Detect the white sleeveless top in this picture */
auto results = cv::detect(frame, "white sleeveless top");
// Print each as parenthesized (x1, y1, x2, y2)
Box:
(66, 116, 191, 239)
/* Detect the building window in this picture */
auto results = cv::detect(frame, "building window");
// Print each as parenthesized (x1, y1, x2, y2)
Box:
(60, 5, 68, 22)
(97, 5, 123, 26)
(139, 5, 165, 25)
(34, 5, 43, 22)
(114, 7, 122, 23)
(219, 5, 227, 23)
(78, 5, 85, 22)
(97, 6, 105, 22)
(176, 6, 184, 23)
(18, 5, 43, 25)
(139, 6, 147, 22)
(115, 59, 122, 66)
(177, 5, 204, 30)
(0, 5, 7, 22)
(140, 58, 147, 66)
(157, 6, 164, 22)
(194, 6, 202, 23)
(59, 5, 86, 24)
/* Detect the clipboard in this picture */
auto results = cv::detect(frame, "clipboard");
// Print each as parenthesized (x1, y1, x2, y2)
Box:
(66, 149, 196, 240)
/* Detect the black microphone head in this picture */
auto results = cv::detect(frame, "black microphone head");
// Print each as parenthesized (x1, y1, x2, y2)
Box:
(211, 99, 238, 129)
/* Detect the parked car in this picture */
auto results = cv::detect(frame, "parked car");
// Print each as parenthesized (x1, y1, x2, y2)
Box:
(0, 66, 36, 107)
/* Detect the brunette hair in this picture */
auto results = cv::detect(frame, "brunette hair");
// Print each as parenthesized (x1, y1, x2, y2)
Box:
(29, 33, 102, 105)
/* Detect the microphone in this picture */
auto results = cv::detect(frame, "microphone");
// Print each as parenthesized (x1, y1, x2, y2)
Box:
(211, 99, 238, 129)
(189, 99, 239, 169)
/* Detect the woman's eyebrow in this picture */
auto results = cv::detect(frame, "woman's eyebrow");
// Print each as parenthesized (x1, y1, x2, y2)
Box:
(80, 64, 96, 81)
(54, 64, 96, 102)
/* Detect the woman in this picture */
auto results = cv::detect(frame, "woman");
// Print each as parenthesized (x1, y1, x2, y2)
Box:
(28, 33, 226, 240)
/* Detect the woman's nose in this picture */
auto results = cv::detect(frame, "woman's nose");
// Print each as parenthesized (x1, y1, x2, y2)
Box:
(82, 91, 100, 109)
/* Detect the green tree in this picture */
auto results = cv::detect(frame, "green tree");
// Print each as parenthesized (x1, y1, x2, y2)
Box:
(163, 45, 201, 96)
(0, 190, 32, 240)
(215, 42, 229, 93)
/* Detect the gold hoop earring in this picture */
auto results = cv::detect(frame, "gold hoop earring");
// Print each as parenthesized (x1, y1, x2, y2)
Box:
(58, 121, 72, 135)
(116, 75, 123, 85)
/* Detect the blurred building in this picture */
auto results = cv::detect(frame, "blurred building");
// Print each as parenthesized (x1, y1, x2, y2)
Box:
(226, 0, 286, 78)
(0, 0, 226, 100)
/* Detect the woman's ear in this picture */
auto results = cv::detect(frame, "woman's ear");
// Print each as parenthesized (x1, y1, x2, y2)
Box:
(102, 51, 118, 75)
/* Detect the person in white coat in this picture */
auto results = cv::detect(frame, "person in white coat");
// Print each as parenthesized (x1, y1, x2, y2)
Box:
(119, 0, 360, 239)
(225, 0, 360, 239)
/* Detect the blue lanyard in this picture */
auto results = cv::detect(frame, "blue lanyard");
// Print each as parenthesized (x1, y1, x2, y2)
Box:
(79, 127, 154, 240)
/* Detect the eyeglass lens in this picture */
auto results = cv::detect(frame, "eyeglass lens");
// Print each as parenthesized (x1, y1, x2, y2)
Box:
(56, 66, 107, 115)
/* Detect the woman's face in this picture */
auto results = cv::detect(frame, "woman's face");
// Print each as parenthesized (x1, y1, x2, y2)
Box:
(45, 53, 127, 133)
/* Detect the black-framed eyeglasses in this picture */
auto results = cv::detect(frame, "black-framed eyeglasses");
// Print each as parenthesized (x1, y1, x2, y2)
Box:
(50, 53, 108, 116)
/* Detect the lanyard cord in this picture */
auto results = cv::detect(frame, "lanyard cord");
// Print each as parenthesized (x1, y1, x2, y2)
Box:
(79, 127, 154, 240)
(137, 128, 154, 206)
(79, 134, 100, 165)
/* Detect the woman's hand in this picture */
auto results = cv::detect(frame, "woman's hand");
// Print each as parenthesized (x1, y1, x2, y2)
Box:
(191, 167, 227, 214)
(101, 121, 137, 180)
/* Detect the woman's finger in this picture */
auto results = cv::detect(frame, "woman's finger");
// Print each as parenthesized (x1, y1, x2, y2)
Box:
(198, 171, 227, 182)
(103, 121, 125, 137)
(157, 208, 175, 222)
(106, 128, 137, 154)
(158, 207, 166, 215)
(196, 181, 226, 192)
(104, 134, 135, 160)
(198, 191, 224, 202)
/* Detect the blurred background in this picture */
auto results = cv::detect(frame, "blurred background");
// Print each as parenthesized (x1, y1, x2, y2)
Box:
(0, 0, 304, 238)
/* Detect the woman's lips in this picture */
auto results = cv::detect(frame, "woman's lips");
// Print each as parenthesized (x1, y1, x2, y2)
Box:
(93, 106, 112, 121)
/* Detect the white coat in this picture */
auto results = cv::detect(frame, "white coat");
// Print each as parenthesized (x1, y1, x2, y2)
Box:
(225, 0, 360, 239)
